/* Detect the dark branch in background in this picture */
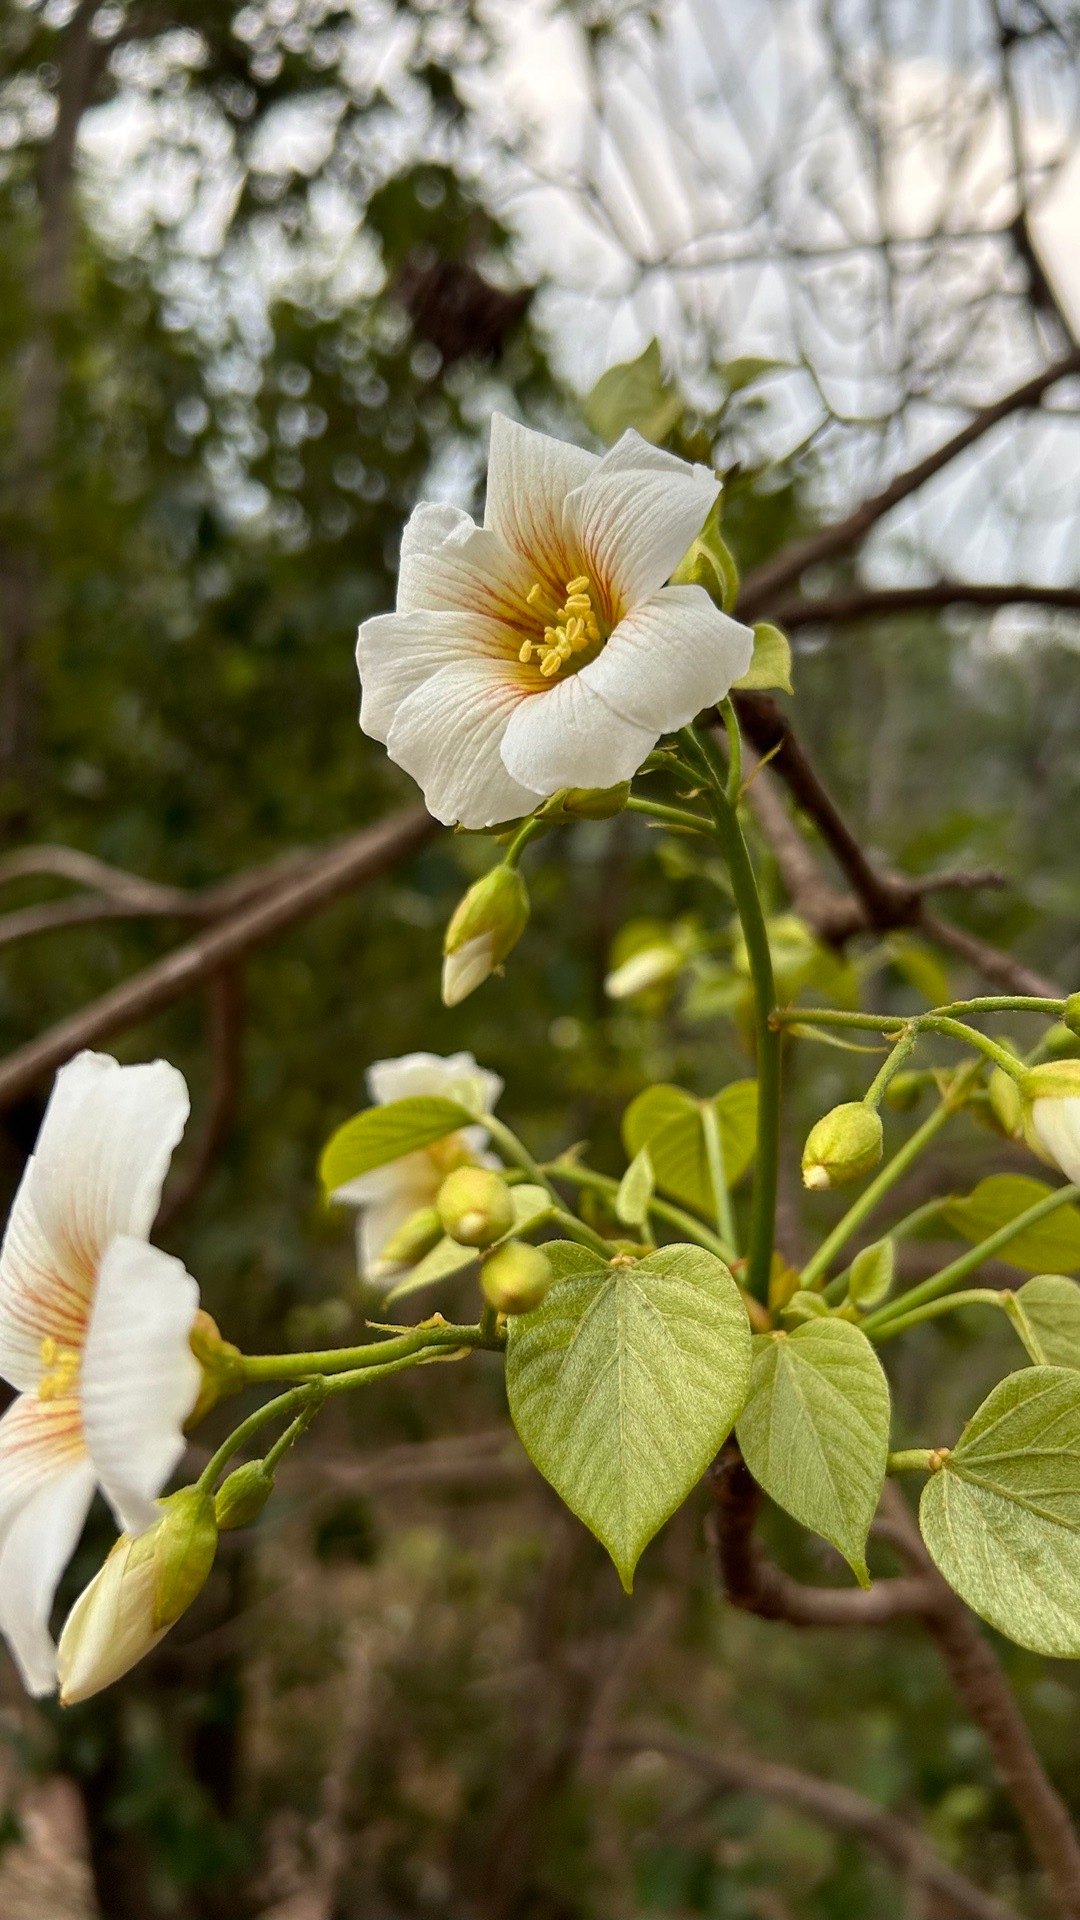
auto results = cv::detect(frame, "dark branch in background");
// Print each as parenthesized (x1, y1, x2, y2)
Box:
(156, 966, 245, 1232)
(775, 582, 1080, 631)
(707, 1450, 1080, 1920)
(0, 806, 436, 1112)
(611, 1728, 1022, 1920)
(735, 345, 1080, 621)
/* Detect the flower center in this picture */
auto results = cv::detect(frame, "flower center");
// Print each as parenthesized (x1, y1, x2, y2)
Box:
(39, 1334, 80, 1402)
(519, 575, 605, 679)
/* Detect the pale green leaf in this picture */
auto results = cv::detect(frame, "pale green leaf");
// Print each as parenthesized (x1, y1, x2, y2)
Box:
(719, 355, 790, 393)
(849, 1238, 895, 1309)
(622, 1081, 758, 1215)
(616, 1147, 654, 1228)
(737, 1320, 891, 1583)
(506, 1242, 751, 1589)
(1007, 1275, 1080, 1369)
(320, 1096, 474, 1195)
(583, 339, 683, 446)
(735, 622, 793, 695)
(944, 1175, 1080, 1274)
(919, 1367, 1080, 1655)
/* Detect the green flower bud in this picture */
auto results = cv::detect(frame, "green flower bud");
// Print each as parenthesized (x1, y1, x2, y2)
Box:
(1064, 994, 1080, 1040)
(368, 1204, 443, 1281)
(437, 1166, 515, 1248)
(186, 1310, 246, 1430)
(214, 1461, 275, 1532)
(801, 1103, 883, 1190)
(481, 1241, 553, 1315)
(442, 865, 529, 1007)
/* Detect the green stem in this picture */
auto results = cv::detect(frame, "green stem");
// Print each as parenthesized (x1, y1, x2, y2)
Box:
(821, 1197, 946, 1304)
(263, 1394, 324, 1474)
(861, 1185, 1080, 1335)
(625, 796, 713, 834)
(548, 1207, 620, 1260)
(483, 1115, 562, 1207)
(197, 1385, 313, 1494)
(549, 1162, 735, 1262)
(863, 1029, 918, 1109)
(240, 1320, 500, 1386)
(887, 1449, 941, 1474)
(719, 697, 742, 804)
(921, 1015, 1027, 1081)
(686, 724, 780, 1299)
(701, 1098, 738, 1255)
(775, 996, 1064, 1029)
(503, 817, 544, 867)
(869, 1288, 1007, 1343)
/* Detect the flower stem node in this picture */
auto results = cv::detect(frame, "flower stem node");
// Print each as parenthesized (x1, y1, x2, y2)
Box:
(442, 865, 529, 1007)
(368, 1206, 443, 1282)
(57, 1489, 218, 1705)
(1063, 994, 1080, 1040)
(186, 1310, 246, 1429)
(1020, 1061, 1080, 1181)
(437, 1167, 515, 1248)
(801, 1103, 884, 1190)
(214, 1461, 275, 1532)
(481, 1242, 553, 1315)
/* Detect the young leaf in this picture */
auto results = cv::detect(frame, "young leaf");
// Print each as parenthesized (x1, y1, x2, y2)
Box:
(622, 1080, 757, 1215)
(919, 1367, 1080, 1655)
(737, 1321, 891, 1585)
(320, 1096, 474, 1194)
(583, 339, 683, 447)
(1007, 1275, 1080, 1369)
(735, 622, 793, 695)
(616, 1146, 654, 1228)
(849, 1238, 895, 1310)
(944, 1175, 1080, 1273)
(506, 1243, 752, 1590)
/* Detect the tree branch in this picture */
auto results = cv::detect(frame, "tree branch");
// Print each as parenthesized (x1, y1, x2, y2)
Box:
(774, 583, 1080, 630)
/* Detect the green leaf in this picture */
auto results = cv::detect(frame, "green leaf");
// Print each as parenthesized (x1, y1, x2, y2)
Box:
(385, 1183, 552, 1303)
(506, 1242, 751, 1589)
(583, 339, 683, 447)
(670, 499, 739, 613)
(886, 935, 952, 1009)
(1007, 1275, 1080, 1368)
(719, 355, 789, 394)
(944, 1175, 1080, 1274)
(735, 622, 793, 695)
(320, 1096, 474, 1194)
(616, 1147, 654, 1228)
(737, 1321, 891, 1584)
(849, 1238, 895, 1309)
(622, 1081, 758, 1215)
(919, 1368, 1080, 1655)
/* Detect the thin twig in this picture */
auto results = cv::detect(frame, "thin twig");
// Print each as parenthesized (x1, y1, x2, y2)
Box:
(775, 583, 1080, 630)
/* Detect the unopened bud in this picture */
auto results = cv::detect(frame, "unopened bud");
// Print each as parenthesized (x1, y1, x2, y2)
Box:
(540, 783, 631, 822)
(802, 1103, 883, 1190)
(214, 1461, 274, 1531)
(442, 865, 529, 1007)
(1020, 1061, 1080, 1182)
(186, 1310, 245, 1430)
(57, 1489, 217, 1705)
(481, 1241, 553, 1315)
(368, 1205, 443, 1281)
(437, 1166, 514, 1248)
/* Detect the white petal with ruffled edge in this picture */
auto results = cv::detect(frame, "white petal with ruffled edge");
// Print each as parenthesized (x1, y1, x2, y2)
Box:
(386, 659, 543, 828)
(367, 1051, 503, 1113)
(484, 414, 599, 585)
(583, 585, 754, 732)
(28, 1054, 189, 1307)
(80, 1236, 201, 1538)
(1032, 1098, 1080, 1186)
(0, 1394, 94, 1695)
(397, 503, 534, 621)
(566, 430, 720, 611)
(500, 672, 656, 794)
(358, 609, 519, 748)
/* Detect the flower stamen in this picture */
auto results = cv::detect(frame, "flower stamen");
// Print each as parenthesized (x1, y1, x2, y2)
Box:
(525, 575, 603, 679)
(39, 1335, 80, 1401)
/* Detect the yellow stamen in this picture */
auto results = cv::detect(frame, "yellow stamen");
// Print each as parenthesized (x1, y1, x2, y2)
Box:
(519, 640, 533, 663)
(566, 575, 590, 593)
(524, 574, 605, 678)
(39, 1336, 79, 1401)
(539, 650, 562, 678)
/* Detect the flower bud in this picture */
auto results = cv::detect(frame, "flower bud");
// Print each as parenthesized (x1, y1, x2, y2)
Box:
(539, 783, 631, 821)
(437, 1166, 515, 1248)
(481, 1241, 553, 1315)
(368, 1205, 443, 1282)
(1064, 994, 1080, 1040)
(1020, 1061, 1080, 1183)
(186, 1310, 245, 1430)
(57, 1489, 217, 1705)
(214, 1461, 275, 1532)
(442, 865, 529, 1007)
(801, 1103, 883, 1190)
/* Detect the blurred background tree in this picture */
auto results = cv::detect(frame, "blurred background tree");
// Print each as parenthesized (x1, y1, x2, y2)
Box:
(2, 0, 1080, 1915)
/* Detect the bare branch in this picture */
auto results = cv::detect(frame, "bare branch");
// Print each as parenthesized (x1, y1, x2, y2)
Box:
(775, 583, 1080, 630)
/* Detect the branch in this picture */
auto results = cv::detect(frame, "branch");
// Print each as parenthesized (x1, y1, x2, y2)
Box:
(0, 805, 435, 1112)
(774, 583, 1080, 630)
(737, 345, 1080, 620)
(611, 1727, 1022, 1920)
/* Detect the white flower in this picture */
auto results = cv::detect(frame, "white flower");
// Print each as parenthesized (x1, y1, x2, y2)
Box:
(0, 1052, 201, 1697)
(332, 1052, 503, 1278)
(356, 415, 754, 827)
(1024, 1063, 1080, 1182)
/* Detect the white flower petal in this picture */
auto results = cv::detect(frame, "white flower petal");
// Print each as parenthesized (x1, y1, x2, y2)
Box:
(358, 609, 518, 748)
(0, 1175, 85, 1394)
(357, 1191, 426, 1276)
(566, 430, 720, 610)
(0, 1395, 93, 1696)
(27, 1054, 189, 1308)
(58, 1532, 167, 1706)
(81, 1237, 201, 1537)
(582, 585, 754, 733)
(367, 1052, 503, 1113)
(499, 675, 655, 795)
(386, 660, 543, 828)
(1032, 1098, 1080, 1184)
(483, 413, 599, 585)
(397, 502, 534, 620)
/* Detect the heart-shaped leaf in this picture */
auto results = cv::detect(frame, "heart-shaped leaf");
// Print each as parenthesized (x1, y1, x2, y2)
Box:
(944, 1175, 1080, 1273)
(849, 1238, 895, 1309)
(1008, 1275, 1080, 1369)
(320, 1097, 474, 1195)
(506, 1243, 751, 1589)
(622, 1081, 757, 1215)
(737, 1320, 891, 1584)
(616, 1147, 654, 1228)
(919, 1367, 1080, 1655)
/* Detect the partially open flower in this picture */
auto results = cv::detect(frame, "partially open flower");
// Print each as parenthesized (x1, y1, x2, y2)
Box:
(1021, 1062, 1080, 1182)
(0, 1052, 202, 1697)
(357, 416, 753, 827)
(442, 864, 529, 1007)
